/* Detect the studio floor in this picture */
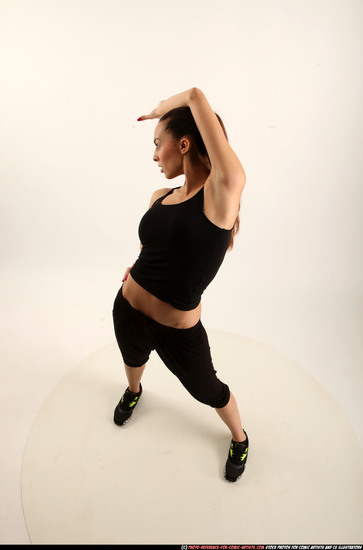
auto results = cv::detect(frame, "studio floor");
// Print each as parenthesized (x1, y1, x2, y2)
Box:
(21, 333, 362, 544)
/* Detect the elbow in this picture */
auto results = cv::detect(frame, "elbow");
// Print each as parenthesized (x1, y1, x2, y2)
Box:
(189, 87, 203, 102)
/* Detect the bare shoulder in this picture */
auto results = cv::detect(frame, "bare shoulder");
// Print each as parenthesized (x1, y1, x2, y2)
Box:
(148, 187, 172, 208)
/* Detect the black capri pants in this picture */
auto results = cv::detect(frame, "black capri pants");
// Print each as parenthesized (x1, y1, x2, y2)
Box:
(112, 286, 230, 409)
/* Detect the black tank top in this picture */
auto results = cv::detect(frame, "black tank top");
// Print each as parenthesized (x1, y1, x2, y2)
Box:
(130, 186, 232, 311)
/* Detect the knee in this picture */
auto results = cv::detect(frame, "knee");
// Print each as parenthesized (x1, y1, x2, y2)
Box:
(191, 384, 230, 409)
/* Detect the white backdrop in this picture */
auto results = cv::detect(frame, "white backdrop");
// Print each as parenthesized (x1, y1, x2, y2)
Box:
(0, 0, 362, 540)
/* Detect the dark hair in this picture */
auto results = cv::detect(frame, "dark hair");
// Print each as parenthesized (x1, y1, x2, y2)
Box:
(160, 106, 209, 158)
(160, 107, 228, 160)
(159, 106, 239, 250)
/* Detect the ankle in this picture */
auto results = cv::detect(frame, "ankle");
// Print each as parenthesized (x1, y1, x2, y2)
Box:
(128, 384, 140, 394)
(232, 430, 247, 444)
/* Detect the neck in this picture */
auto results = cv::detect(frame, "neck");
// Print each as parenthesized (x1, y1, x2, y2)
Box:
(181, 159, 210, 195)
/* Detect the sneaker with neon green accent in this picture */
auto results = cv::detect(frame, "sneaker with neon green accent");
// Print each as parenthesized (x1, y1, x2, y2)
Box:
(224, 432, 249, 482)
(113, 384, 143, 426)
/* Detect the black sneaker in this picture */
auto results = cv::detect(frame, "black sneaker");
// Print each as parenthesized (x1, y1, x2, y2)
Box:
(113, 384, 143, 426)
(224, 432, 249, 482)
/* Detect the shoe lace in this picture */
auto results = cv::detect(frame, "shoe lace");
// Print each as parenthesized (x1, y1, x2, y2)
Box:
(121, 389, 140, 409)
(230, 441, 248, 463)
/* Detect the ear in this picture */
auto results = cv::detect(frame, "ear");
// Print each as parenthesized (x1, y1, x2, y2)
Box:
(179, 137, 191, 155)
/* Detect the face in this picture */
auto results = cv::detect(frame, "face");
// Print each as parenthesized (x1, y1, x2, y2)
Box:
(153, 121, 184, 179)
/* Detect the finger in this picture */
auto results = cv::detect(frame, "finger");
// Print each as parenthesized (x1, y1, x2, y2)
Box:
(137, 109, 158, 122)
(137, 113, 154, 121)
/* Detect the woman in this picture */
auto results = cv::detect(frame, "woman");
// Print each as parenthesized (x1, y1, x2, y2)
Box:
(112, 88, 248, 482)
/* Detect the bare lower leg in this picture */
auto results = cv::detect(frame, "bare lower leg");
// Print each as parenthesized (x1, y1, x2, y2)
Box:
(124, 364, 145, 393)
(215, 392, 246, 442)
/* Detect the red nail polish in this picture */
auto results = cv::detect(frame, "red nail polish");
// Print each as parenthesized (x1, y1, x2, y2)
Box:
(137, 117, 142, 121)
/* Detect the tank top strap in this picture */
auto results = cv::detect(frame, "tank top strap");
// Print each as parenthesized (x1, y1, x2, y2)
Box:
(196, 185, 205, 210)
(163, 188, 176, 199)
(153, 187, 180, 206)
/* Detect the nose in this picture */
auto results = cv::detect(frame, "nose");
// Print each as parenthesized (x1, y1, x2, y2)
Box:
(153, 149, 159, 162)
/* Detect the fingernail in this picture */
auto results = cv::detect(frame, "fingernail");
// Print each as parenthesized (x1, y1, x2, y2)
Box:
(137, 117, 142, 121)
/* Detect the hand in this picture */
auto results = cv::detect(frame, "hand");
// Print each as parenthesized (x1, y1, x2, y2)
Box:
(137, 90, 194, 122)
(137, 100, 166, 122)
(122, 266, 132, 283)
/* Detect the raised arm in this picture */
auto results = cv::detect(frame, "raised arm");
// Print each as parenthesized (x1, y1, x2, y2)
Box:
(138, 87, 246, 191)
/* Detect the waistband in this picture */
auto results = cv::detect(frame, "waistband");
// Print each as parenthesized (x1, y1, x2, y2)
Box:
(114, 285, 201, 333)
